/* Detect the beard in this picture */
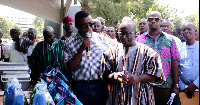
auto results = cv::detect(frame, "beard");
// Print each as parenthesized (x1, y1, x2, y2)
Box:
(150, 27, 158, 31)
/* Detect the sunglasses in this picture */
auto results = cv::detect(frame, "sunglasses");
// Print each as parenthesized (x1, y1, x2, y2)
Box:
(80, 22, 94, 28)
(117, 32, 134, 37)
(148, 18, 160, 22)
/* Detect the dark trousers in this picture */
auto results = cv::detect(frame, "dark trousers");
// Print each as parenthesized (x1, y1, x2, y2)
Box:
(153, 87, 179, 105)
(72, 80, 108, 105)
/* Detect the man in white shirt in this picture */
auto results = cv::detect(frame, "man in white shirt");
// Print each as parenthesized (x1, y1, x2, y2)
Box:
(179, 22, 199, 98)
(4, 27, 33, 63)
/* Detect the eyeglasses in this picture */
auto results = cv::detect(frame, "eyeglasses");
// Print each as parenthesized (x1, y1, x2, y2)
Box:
(160, 25, 171, 28)
(117, 32, 134, 37)
(80, 22, 94, 28)
(148, 18, 160, 22)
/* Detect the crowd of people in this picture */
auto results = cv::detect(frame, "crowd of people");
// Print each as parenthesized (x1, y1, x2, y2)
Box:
(0, 10, 199, 105)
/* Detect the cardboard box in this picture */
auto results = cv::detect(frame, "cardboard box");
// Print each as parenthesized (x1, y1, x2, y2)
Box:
(179, 91, 199, 105)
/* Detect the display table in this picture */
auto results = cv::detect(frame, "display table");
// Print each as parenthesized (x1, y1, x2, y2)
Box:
(0, 62, 31, 91)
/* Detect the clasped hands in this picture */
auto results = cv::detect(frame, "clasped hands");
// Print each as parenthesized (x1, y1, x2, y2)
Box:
(112, 71, 140, 86)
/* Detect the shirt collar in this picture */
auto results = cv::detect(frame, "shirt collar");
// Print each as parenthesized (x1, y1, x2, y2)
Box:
(186, 41, 198, 49)
(146, 31, 165, 39)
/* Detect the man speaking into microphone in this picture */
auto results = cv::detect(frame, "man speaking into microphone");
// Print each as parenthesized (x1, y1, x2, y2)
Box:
(64, 11, 109, 105)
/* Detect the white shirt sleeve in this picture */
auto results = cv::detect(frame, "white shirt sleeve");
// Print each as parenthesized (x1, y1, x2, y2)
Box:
(4, 44, 10, 59)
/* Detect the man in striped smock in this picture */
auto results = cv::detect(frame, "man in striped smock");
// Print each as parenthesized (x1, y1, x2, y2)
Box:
(101, 18, 166, 105)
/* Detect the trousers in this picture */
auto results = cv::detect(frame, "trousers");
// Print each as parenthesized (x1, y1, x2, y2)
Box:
(72, 80, 108, 105)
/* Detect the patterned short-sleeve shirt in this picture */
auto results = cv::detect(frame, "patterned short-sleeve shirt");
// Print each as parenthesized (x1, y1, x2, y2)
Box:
(64, 32, 109, 81)
(136, 31, 181, 88)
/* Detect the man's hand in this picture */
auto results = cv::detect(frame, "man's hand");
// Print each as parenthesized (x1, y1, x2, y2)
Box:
(126, 73, 140, 86)
(82, 36, 92, 48)
(113, 71, 128, 84)
(172, 86, 179, 98)
(183, 83, 197, 98)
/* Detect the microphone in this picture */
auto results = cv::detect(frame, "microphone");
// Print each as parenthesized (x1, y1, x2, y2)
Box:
(86, 32, 91, 56)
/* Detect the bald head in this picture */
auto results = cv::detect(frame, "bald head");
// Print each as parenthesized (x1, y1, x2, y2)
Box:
(118, 20, 136, 47)
(122, 16, 132, 23)
(43, 26, 54, 33)
(138, 18, 148, 34)
(139, 19, 147, 23)
(162, 19, 172, 26)
(182, 22, 196, 29)
(161, 19, 172, 34)
(148, 11, 162, 19)
(182, 22, 196, 44)
(119, 20, 136, 32)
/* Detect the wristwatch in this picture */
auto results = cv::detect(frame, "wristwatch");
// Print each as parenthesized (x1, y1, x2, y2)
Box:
(175, 84, 179, 88)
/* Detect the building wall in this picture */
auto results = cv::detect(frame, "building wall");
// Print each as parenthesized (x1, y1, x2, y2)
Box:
(44, 5, 81, 39)
(2, 16, 34, 32)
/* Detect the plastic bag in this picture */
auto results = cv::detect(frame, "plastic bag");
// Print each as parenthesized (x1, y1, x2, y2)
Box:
(48, 76, 82, 105)
(31, 80, 55, 105)
(4, 78, 24, 105)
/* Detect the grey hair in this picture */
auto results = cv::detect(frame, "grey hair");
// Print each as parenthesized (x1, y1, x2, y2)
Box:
(96, 17, 105, 23)
(43, 26, 54, 32)
(92, 19, 101, 23)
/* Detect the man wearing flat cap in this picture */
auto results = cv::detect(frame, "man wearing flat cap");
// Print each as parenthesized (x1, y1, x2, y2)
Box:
(61, 16, 75, 40)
